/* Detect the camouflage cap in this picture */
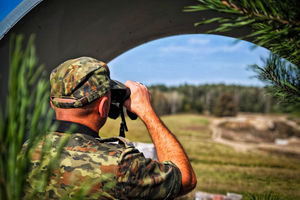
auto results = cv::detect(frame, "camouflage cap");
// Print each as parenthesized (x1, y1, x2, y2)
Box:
(50, 57, 126, 108)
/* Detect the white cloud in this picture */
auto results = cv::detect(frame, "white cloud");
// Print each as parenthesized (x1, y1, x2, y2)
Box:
(188, 38, 210, 45)
(159, 41, 247, 55)
(159, 45, 196, 54)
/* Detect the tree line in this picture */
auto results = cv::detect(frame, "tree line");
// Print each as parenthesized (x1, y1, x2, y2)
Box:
(149, 84, 299, 116)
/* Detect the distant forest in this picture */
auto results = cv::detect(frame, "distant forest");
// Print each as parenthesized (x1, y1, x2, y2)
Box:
(149, 84, 298, 116)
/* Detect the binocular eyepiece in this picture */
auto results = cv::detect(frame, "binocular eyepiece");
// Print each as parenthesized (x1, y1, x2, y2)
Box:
(108, 87, 137, 120)
(108, 87, 137, 138)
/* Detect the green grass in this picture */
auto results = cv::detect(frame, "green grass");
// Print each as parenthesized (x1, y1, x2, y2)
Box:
(101, 114, 300, 200)
(0, 35, 98, 200)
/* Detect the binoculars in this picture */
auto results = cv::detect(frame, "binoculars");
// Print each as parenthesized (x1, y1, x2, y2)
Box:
(108, 87, 137, 120)
(108, 87, 137, 137)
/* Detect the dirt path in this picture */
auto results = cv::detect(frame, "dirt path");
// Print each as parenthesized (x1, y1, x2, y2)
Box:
(209, 115, 300, 156)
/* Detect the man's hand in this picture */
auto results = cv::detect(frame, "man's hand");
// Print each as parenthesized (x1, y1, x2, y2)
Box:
(124, 80, 152, 120)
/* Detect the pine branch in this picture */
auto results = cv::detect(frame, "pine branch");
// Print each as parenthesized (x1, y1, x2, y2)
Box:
(184, 0, 300, 103)
(184, 0, 300, 66)
(248, 54, 300, 103)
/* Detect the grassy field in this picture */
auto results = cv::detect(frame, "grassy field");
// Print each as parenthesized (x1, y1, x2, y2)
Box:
(100, 114, 300, 200)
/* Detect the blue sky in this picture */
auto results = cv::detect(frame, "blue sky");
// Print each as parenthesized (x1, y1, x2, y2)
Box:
(109, 34, 270, 87)
(0, 0, 22, 21)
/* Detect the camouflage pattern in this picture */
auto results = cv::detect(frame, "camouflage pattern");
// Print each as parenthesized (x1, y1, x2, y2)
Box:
(50, 57, 126, 108)
(25, 132, 182, 199)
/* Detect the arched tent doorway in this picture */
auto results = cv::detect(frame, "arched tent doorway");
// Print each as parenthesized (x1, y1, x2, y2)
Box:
(2, 1, 300, 198)
(0, 0, 253, 100)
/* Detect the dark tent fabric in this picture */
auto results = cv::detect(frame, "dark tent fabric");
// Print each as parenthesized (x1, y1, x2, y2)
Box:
(0, 0, 251, 106)
(0, 0, 42, 40)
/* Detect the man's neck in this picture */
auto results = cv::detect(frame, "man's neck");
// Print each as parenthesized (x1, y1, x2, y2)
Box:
(55, 115, 101, 133)
(53, 120, 100, 138)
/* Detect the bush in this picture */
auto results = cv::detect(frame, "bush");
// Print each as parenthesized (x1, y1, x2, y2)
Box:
(213, 93, 238, 117)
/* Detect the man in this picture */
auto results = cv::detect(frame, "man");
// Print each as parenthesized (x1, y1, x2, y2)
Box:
(27, 57, 196, 199)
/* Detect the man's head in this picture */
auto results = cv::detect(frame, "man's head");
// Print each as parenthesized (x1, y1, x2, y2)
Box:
(50, 57, 125, 131)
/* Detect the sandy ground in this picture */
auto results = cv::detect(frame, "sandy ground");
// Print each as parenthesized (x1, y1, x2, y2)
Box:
(210, 114, 300, 156)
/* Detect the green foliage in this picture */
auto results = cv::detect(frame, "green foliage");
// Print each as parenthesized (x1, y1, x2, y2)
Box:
(184, 0, 300, 104)
(0, 35, 94, 200)
(213, 92, 238, 117)
(0, 34, 53, 200)
(248, 54, 300, 104)
(184, 0, 300, 66)
(245, 192, 282, 200)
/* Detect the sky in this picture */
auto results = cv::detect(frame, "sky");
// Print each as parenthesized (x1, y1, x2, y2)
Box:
(109, 34, 270, 87)
(0, 0, 22, 21)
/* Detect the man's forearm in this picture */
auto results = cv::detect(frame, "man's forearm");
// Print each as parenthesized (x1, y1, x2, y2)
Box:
(124, 80, 197, 195)
(140, 108, 197, 195)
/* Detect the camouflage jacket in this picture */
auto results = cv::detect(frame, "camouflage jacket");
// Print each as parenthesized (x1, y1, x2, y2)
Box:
(25, 121, 182, 200)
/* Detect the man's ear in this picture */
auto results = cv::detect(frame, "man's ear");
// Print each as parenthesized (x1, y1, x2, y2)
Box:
(50, 101, 54, 109)
(98, 96, 109, 118)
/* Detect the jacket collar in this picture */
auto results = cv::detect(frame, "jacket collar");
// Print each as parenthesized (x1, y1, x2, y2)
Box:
(51, 120, 100, 138)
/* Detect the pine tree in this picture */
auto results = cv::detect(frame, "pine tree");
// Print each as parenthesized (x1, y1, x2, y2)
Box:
(184, 0, 300, 104)
(248, 54, 300, 103)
